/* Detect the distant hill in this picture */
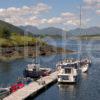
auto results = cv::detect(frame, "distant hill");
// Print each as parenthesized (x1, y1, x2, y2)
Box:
(20, 25, 39, 34)
(0, 20, 24, 36)
(20, 26, 64, 35)
(68, 27, 100, 36)
(20, 26, 100, 36)
(41, 27, 63, 35)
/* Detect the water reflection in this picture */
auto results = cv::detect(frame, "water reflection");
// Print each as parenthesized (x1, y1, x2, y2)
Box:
(58, 84, 76, 93)
(81, 73, 88, 80)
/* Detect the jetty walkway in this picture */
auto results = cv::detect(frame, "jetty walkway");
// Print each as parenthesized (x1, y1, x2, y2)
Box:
(4, 71, 58, 100)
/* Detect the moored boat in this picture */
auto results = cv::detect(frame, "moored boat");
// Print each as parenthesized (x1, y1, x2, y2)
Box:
(56, 59, 79, 83)
(0, 88, 10, 99)
(23, 63, 52, 78)
(23, 63, 40, 78)
(79, 58, 91, 73)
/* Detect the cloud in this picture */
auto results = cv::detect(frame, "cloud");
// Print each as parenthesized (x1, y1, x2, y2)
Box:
(47, 12, 75, 25)
(83, 0, 100, 9)
(0, 3, 52, 26)
(47, 12, 81, 26)
(83, 0, 100, 16)
(83, 0, 100, 5)
(0, 2, 92, 28)
(0, 3, 51, 17)
(47, 17, 63, 24)
(96, 10, 100, 15)
(61, 12, 75, 18)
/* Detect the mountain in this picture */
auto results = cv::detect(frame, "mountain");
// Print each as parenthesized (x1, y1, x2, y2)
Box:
(20, 26, 64, 35)
(41, 27, 63, 35)
(68, 27, 100, 36)
(20, 26, 100, 36)
(20, 25, 39, 34)
(0, 20, 24, 36)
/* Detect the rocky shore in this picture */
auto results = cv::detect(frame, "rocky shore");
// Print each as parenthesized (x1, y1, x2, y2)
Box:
(0, 44, 74, 62)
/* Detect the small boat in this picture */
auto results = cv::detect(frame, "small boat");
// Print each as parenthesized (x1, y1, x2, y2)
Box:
(23, 63, 40, 78)
(56, 60, 79, 83)
(0, 88, 10, 99)
(39, 68, 52, 77)
(79, 58, 91, 73)
(79, 62, 89, 73)
(23, 63, 52, 78)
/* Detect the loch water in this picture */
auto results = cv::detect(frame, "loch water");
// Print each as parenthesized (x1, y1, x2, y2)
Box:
(0, 39, 100, 100)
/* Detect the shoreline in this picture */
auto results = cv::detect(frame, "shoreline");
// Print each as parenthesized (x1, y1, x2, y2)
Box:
(0, 45, 75, 62)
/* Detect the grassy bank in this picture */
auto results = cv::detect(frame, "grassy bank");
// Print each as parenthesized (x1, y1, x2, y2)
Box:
(0, 31, 74, 62)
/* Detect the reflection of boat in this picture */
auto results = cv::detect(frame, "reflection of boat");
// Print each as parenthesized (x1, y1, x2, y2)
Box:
(23, 63, 52, 78)
(0, 88, 10, 99)
(81, 73, 88, 80)
(58, 84, 75, 92)
(56, 60, 79, 83)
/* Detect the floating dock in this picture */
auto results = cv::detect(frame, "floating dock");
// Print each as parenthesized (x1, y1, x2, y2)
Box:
(4, 71, 58, 100)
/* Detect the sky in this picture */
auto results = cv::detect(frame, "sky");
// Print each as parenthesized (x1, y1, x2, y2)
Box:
(0, 0, 100, 29)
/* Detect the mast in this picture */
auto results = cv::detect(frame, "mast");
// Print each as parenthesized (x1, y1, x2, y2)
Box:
(79, 5, 82, 61)
(80, 5, 82, 35)
(35, 37, 38, 64)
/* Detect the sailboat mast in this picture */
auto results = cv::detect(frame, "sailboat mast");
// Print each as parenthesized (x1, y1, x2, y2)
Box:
(79, 5, 82, 61)
(80, 5, 82, 35)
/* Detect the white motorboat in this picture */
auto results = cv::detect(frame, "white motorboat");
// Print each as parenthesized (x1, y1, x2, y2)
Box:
(57, 61, 79, 83)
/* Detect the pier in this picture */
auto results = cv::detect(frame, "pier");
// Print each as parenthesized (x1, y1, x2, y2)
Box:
(4, 71, 58, 100)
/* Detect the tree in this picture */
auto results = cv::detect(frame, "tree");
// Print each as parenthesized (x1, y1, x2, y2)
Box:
(2, 28, 11, 39)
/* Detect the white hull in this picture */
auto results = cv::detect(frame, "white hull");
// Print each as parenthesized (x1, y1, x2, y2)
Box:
(58, 74, 77, 83)
(58, 80, 76, 83)
(80, 64, 89, 73)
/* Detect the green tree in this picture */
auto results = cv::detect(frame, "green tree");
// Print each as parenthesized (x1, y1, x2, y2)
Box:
(2, 28, 11, 39)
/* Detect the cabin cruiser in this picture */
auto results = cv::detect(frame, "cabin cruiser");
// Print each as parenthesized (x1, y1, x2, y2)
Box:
(0, 88, 10, 99)
(57, 60, 79, 83)
(23, 63, 40, 78)
(23, 63, 51, 78)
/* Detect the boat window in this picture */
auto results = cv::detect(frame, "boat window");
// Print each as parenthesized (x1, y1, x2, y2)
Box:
(65, 68, 71, 73)
(62, 76, 69, 80)
(33, 68, 36, 71)
(74, 64, 78, 69)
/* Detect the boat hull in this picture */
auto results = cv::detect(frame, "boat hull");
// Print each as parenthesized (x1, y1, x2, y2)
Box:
(58, 75, 77, 84)
(80, 64, 89, 73)
(23, 70, 40, 78)
(0, 88, 10, 99)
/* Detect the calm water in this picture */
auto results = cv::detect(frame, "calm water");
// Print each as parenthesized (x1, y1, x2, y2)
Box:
(0, 39, 100, 100)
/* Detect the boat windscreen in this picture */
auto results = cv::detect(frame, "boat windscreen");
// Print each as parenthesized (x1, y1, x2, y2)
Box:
(62, 63, 78, 68)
